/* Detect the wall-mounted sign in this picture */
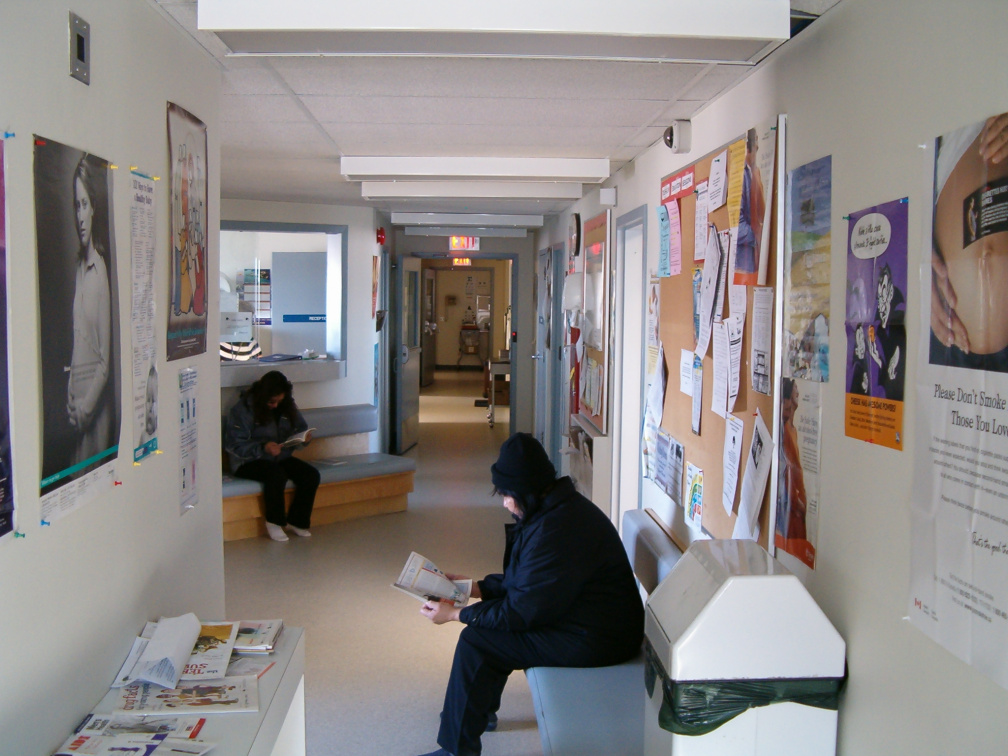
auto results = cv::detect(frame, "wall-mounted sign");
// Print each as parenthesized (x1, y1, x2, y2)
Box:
(452, 257, 472, 266)
(450, 236, 480, 251)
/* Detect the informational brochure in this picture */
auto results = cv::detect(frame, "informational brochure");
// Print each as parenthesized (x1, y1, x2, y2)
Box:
(180, 621, 240, 680)
(723, 414, 745, 516)
(751, 287, 774, 395)
(707, 149, 728, 210)
(178, 367, 198, 513)
(774, 378, 822, 569)
(695, 229, 722, 358)
(691, 355, 703, 435)
(646, 345, 667, 424)
(727, 314, 743, 412)
(679, 349, 694, 397)
(686, 463, 703, 530)
(657, 203, 671, 277)
(393, 551, 472, 607)
(734, 409, 774, 540)
(694, 181, 709, 261)
(130, 171, 159, 462)
(711, 322, 729, 419)
(667, 198, 682, 277)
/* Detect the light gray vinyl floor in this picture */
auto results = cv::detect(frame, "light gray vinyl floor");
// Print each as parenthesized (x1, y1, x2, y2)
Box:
(223, 372, 542, 755)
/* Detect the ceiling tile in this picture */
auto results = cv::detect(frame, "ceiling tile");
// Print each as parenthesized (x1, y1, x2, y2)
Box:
(222, 94, 307, 123)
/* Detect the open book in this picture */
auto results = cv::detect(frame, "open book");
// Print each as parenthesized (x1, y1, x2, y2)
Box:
(393, 551, 472, 608)
(281, 428, 315, 447)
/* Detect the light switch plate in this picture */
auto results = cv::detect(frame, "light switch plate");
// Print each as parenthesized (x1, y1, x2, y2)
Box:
(69, 12, 90, 85)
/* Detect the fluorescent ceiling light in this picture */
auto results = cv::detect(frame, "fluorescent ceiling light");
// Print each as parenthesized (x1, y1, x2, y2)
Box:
(404, 226, 528, 238)
(342, 157, 609, 183)
(362, 181, 583, 200)
(392, 212, 543, 228)
(200, 0, 789, 64)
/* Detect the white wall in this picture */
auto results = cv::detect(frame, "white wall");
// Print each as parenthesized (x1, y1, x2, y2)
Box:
(221, 199, 382, 445)
(539, 0, 1008, 750)
(0, 2, 224, 753)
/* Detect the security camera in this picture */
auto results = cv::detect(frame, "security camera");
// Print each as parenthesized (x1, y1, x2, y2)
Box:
(663, 120, 692, 154)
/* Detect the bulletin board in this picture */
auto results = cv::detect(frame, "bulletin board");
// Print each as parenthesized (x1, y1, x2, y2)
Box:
(579, 210, 610, 434)
(655, 117, 782, 545)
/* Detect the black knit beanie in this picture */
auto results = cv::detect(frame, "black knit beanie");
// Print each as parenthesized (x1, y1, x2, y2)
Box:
(491, 432, 556, 496)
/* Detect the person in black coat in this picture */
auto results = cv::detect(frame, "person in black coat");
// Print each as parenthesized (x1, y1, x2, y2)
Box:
(417, 433, 644, 756)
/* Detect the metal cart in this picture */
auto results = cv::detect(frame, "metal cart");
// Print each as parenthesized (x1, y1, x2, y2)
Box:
(487, 360, 510, 427)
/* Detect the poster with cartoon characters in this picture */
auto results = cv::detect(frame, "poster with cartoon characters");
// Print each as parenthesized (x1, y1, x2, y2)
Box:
(166, 103, 208, 361)
(910, 112, 1008, 692)
(844, 197, 908, 450)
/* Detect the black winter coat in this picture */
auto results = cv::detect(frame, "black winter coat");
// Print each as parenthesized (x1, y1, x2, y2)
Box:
(459, 477, 644, 664)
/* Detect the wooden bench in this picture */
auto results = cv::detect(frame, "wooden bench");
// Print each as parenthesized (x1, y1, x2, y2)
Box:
(524, 508, 683, 756)
(222, 404, 415, 542)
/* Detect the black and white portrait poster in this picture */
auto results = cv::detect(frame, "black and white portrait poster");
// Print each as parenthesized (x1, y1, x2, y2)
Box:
(34, 136, 120, 520)
(167, 103, 208, 361)
(0, 139, 14, 538)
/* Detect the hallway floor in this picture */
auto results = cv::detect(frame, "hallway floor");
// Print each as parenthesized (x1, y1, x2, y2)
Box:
(223, 371, 537, 755)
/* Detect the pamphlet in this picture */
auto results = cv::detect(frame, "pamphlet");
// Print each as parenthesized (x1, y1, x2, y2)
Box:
(281, 428, 315, 447)
(101, 677, 259, 714)
(54, 713, 206, 755)
(112, 613, 201, 689)
(392, 551, 472, 608)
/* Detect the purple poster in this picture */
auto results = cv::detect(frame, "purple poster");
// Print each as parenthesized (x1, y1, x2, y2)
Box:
(0, 140, 13, 537)
(844, 197, 908, 450)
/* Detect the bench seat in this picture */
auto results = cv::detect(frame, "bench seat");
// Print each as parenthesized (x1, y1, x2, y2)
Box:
(525, 508, 682, 756)
(222, 453, 416, 541)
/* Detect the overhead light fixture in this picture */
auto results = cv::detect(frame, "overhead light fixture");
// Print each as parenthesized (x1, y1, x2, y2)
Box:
(392, 212, 542, 228)
(404, 227, 527, 238)
(361, 180, 584, 201)
(342, 157, 609, 183)
(200, 1, 789, 64)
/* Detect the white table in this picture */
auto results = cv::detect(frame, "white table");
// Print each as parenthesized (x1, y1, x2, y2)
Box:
(94, 627, 306, 756)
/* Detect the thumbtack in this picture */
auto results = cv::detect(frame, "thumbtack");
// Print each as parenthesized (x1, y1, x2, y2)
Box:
(152, 176, 161, 181)
(34, 137, 46, 146)
(14, 531, 25, 538)
(899, 197, 908, 203)
(842, 215, 851, 220)
(109, 164, 118, 170)
(40, 519, 51, 526)
(3, 131, 14, 139)
(114, 480, 123, 486)
(133, 461, 141, 467)
(130, 165, 138, 171)
(155, 449, 163, 455)
(918, 144, 928, 150)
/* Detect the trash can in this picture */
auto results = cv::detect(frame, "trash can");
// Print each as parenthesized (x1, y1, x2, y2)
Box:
(643, 539, 846, 756)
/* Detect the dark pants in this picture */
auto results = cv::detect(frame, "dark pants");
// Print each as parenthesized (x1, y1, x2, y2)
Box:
(438, 625, 625, 756)
(234, 456, 320, 529)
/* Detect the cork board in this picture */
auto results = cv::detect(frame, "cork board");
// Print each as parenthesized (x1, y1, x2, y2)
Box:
(655, 121, 781, 545)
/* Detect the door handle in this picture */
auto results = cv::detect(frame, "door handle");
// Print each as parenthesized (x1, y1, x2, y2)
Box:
(531, 353, 543, 361)
(401, 345, 410, 364)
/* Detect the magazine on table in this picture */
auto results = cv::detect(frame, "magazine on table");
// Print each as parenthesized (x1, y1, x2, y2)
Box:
(100, 677, 259, 714)
(53, 713, 206, 755)
(232, 619, 283, 654)
(180, 621, 240, 680)
(226, 655, 275, 679)
(392, 551, 472, 608)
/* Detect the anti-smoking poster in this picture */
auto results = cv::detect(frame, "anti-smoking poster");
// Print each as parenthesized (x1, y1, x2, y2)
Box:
(910, 112, 1008, 691)
(844, 197, 908, 450)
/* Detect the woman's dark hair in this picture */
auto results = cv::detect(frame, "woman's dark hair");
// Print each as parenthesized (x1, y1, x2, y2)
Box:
(249, 370, 296, 425)
(72, 155, 108, 258)
(782, 377, 796, 401)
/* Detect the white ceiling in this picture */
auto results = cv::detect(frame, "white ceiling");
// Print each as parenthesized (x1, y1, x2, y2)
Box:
(152, 0, 841, 224)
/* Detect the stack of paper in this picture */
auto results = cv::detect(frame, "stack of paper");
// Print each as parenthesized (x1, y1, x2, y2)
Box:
(233, 619, 284, 655)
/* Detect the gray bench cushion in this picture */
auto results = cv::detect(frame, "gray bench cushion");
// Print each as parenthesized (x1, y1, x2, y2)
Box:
(222, 453, 415, 498)
(301, 404, 378, 437)
(526, 509, 682, 756)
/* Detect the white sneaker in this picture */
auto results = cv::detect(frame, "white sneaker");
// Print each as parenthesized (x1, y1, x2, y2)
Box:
(265, 522, 289, 542)
(287, 525, 312, 538)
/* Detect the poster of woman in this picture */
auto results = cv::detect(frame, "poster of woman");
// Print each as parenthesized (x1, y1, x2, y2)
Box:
(34, 136, 120, 513)
(167, 102, 208, 361)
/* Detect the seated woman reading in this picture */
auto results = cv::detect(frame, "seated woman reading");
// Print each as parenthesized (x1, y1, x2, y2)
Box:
(224, 371, 318, 542)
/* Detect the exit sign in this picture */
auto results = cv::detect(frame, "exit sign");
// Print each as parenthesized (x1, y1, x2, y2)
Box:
(450, 235, 480, 251)
(452, 257, 472, 266)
